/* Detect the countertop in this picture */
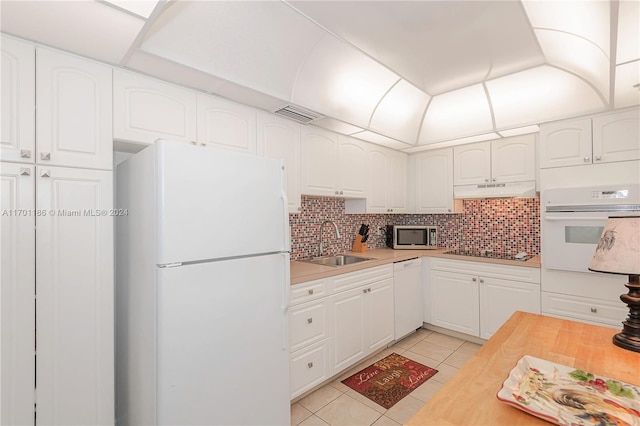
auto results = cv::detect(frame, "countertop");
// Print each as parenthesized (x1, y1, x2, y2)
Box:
(290, 247, 541, 285)
(407, 311, 640, 425)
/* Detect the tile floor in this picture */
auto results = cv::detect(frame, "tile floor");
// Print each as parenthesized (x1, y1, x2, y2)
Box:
(290, 329, 483, 426)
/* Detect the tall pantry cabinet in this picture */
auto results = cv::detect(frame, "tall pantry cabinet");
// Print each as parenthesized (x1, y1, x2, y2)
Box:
(1, 36, 114, 425)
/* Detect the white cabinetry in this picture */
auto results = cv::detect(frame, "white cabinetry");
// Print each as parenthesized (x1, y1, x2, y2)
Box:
(289, 265, 394, 399)
(113, 69, 197, 145)
(412, 148, 455, 214)
(300, 127, 366, 197)
(454, 135, 536, 185)
(539, 108, 640, 168)
(1, 163, 35, 426)
(36, 166, 114, 425)
(394, 258, 423, 340)
(257, 112, 301, 213)
(429, 258, 540, 339)
(36, 48, 112, 170)
(1, 36, 35, 163)
(197, 94, 256, 154)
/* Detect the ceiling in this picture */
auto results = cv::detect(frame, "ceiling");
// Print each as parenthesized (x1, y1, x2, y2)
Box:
(1, 0, 639, 151)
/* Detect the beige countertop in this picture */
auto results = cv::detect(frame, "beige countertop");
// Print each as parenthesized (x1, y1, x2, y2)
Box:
(290, 247, 541, 285)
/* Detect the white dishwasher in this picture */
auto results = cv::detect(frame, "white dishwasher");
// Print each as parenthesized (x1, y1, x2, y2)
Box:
(393, 258, 423, 340)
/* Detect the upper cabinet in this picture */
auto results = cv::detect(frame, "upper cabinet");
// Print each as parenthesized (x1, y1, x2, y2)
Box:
(1, 36, 35, 164)
(301, 127, 366, 198)
(257, 111, 301, 213)
(412, 148, 455, 214)
(540, 108, 640, 168)
(113, 69, 197, 146)
(37, 48, 113, 170)
(197, 94, 257, 154)
(454, 135, 536, 185)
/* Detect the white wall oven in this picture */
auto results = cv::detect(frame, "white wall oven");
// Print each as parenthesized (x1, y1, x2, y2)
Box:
(542, 184, 640, 273)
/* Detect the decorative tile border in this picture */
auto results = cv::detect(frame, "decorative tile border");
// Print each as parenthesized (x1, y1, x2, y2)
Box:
(289, 196, 540, 260)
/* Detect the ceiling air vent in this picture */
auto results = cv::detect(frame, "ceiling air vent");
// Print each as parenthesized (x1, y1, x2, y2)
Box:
(273, 104, 324, 124)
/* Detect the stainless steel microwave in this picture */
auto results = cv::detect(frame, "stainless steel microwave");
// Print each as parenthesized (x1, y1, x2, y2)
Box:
(386, 225, 438, 249)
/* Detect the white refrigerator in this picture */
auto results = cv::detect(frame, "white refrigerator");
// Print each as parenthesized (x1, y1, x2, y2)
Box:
(115, 140, 291, 425)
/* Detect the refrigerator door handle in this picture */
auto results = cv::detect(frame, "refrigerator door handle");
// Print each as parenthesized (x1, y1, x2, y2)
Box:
(281, 252, 291, 351)
(281, 190, 291, 252)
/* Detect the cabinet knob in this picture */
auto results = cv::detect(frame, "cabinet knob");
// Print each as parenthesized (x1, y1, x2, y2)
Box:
(307, 318, 313, 324)
(40, 152, 51, 161)
(339, 191, 343, 195)
(190, 141, 197, 145)
(479, 278, 484, 283)
(590, 307, 598, 313)
(368, 288, 372, 293)
(492, 178, 496, 182)
(20, 150, 31, 159)
(584, 156, 590, 162)
(20, 168, 31, 176)
(363, 288, 368, 293)
(448, 209, 451, 212)
(308, 289, 314, 295)
(40, 170, 50, 178)
(485, 179, 489, 182)
(595, 156, 602, 161)
(472, 277, 477, 282)
(307, 362, 313, 368)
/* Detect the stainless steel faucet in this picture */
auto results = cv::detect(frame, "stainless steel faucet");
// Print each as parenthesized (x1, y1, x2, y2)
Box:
(319, 220, 341, 257)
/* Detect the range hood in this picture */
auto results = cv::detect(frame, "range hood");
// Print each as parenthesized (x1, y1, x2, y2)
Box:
(454, 181, 537, 199)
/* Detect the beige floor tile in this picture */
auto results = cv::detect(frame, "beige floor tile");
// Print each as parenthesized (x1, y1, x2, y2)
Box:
(409, 378, 444, 402)
(384, 395, 426, 425)
(344, 389, 387, 414)
(423, 332, 465, 350)
(432, 362, 459, 384)
(298, 385, 343, 413)
(328, 379, 351, 393)
(405, 340, 454, 362)
(315, 394, 383, 426)
(443, 347, 476, 368)
(400, 351, 441, 370)
(291, 403, 313, 426)
(371, 415, 401, 426)
(299, 414, 330, 426)
(458, 341, 482, 354)
(392, 329, 431, 350)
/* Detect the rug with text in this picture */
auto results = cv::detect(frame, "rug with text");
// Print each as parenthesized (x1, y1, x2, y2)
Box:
(341, 352, 438, 409)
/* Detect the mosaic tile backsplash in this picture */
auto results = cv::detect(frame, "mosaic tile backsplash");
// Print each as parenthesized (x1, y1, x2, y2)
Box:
(289, 195, 540, 260)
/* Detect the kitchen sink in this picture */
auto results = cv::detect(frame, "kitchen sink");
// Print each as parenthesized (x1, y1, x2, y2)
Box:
(301, 254, 373, 267)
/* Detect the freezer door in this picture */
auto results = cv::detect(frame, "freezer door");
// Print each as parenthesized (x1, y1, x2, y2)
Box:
(156, 253, 290, 426)
(155, 140, 289, 265)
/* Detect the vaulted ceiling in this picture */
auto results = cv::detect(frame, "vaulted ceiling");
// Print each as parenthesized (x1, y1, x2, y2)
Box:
(2, 1, 639, 151)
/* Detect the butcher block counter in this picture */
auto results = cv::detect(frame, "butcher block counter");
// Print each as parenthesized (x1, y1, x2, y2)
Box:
(407, 311, 640, 425)
(290, 247, 540, 285)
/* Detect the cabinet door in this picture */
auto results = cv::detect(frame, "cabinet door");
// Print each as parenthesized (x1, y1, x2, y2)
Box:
(36, 166, 114, 425)
(197, 94, 256, 154)
(301, 127, 338, 197)
(290, 340, 330, 399)
(539, 118, 592, 168)
(113, 69, 197, 145)
(331, 287, 365, 373)
(366, 278, 395, 352)
(366, 147, 389, 213)
(289, 299, 329, 353)
(1, 36, 35, 163)
(414, 148, 454, 213)
(491, 135, 536, 183)
(479, 278, 540, 339)
(387, 150, 407, 213)
(257, 112, 301, 213)
(593, 108, 640, 163)
(430, 270, 479, 336)
(37, 48, 112, 170)
(338, 136, 366, 198)
(1, 163, 35, 426)
(453, 141, 491, 185)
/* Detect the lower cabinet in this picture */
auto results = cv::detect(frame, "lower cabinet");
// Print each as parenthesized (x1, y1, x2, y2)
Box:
(429, 258, 540, 339)
(289, 265, 394, 399)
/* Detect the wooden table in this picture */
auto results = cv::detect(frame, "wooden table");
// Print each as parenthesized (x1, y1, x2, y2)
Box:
(407, 312, 640, 425)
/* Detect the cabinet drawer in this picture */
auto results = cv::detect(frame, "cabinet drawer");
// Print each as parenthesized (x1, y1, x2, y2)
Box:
(432, 258, 540, 284)
(332, 264, 393, 293)
(290, 340, 330, 399)
(289, 299, 329, 352)
(290, 278, 329, 306)
(542, 292, 627, 328)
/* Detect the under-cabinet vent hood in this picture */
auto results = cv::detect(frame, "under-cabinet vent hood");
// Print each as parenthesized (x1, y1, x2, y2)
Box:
(273, 104, 324, 124)
(454, 181, 537, 199)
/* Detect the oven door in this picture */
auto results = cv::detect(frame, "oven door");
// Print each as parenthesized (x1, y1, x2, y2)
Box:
(543, 212, 609, 273)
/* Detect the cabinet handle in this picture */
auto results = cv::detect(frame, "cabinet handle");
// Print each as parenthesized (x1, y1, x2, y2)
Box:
(472, 277, 477, 282)
(479, 278, 484, 283)
(20, 150, 31, 159)
(484, 179, 489, 182)
(307, 362, 313, 368)
(307, 318, 313, 324)
(190, 141, 198, 145)
(448, 209, 451, 212)
(20, 168, 31, 176)
(595, 156, 602, 161)
(340, 191, 343, 195)
(363, 288, 368, 293)
(590, 307, 598, 313)
(583, 156, 590, 162)
(308, 289, 314, 295)
(40, 152, 51, 161)
(492, 178, 496, 182)
(40, 170, 50, 178)
(368, 288, 372, 293)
